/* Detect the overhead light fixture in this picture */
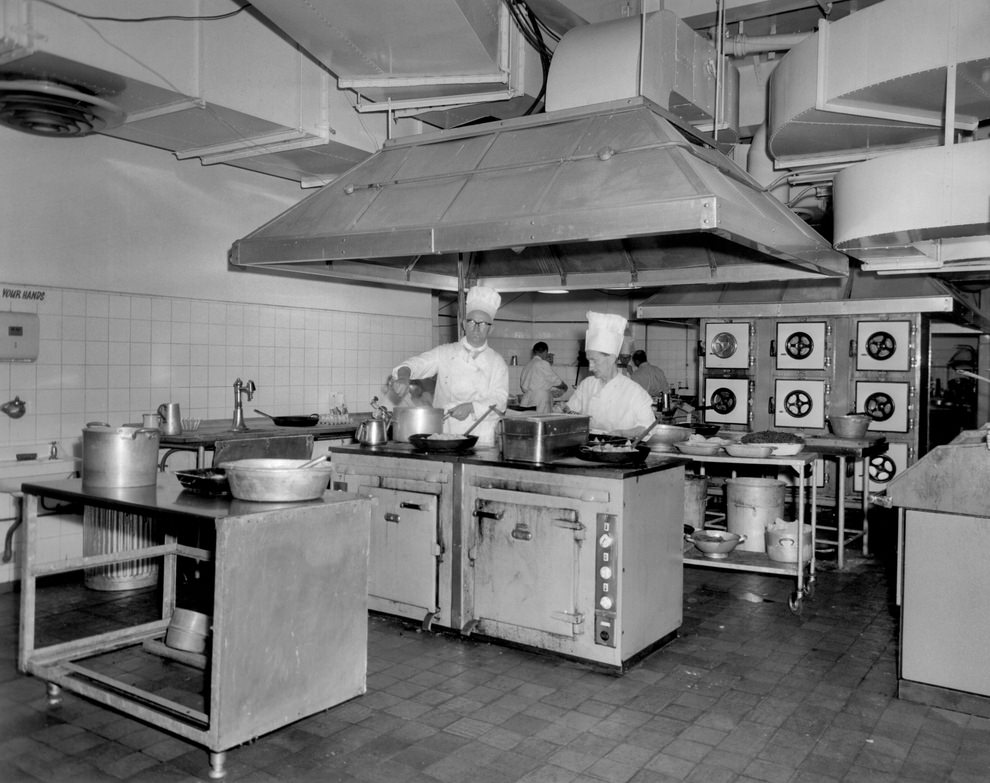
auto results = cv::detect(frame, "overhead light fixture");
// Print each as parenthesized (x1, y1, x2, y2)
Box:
(537, 289, 568, 294)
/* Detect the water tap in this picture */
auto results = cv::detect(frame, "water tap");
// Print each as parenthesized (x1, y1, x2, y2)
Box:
(231, 378, 257, 432)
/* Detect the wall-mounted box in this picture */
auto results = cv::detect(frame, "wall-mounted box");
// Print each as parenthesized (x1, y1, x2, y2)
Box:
(0, 312, 39, 361)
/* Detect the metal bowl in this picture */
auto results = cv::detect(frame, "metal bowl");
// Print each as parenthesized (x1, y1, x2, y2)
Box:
(646, 424, 691, 445)
(220, 458, 333, 502)
(687, 529, 745, 559)
(691, 423, 721, 438)
(408, 433, 478, 453)
(829, 414, 871, 439)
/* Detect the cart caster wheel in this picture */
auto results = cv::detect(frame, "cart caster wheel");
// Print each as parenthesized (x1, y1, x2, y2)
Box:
(803, 581, 816, 600)
(45, 682, 62, 706)
(788, 592, 803, 614)
(208, 750, 227, 779)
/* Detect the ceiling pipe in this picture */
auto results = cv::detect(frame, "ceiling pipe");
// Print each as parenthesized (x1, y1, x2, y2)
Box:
(723, 33, 811, 56)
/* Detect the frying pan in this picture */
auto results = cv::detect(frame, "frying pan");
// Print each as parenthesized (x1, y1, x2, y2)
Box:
(408, 433, 478, 453)
(254, 409, 319, 427)
(577, 444, 651, 464)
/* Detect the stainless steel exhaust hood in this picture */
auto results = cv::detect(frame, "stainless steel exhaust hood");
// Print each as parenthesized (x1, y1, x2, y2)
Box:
(229, 97, 848, 292)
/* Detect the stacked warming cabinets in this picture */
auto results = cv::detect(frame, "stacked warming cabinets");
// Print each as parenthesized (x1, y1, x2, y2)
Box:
(698, 312, 928, 523)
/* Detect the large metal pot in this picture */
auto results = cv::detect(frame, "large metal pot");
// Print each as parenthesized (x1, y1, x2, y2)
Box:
(391, 407, 444, 442)
(82, 423, 160, 488)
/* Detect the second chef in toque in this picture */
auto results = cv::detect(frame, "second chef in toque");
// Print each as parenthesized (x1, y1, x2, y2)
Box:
(389, 286, 508, 447)
(564, 312, 656, 439)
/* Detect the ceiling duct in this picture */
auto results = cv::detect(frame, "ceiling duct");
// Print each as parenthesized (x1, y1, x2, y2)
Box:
(230, 12, 847, 291)
(0, 78, 124, 136)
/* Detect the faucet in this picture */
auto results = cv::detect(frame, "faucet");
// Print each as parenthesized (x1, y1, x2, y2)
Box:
(231, 378, 256, 432)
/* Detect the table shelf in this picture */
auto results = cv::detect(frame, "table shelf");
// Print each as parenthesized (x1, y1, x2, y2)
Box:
(681, 450, 818, 613)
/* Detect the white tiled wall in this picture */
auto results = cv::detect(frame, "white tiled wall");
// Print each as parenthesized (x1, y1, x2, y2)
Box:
(0, 282, 434, 586)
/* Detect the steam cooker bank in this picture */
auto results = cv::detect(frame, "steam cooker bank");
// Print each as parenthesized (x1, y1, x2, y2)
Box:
(328, 411, 686, 671)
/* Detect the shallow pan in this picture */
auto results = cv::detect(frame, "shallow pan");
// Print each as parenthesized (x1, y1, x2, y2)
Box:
(408, 433, 478, 453)
(255, 410, 319, 427)
(175, 468, 230, 495)
(221, 458, 333, 502)
(577, 444, 651, 464)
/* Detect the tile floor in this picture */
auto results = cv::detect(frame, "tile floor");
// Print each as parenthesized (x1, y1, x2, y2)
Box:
(2, 509, 990, 783)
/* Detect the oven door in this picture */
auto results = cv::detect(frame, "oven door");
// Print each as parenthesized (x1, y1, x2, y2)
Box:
(471, 488, 585, 639)
(366, 487, 440, 620)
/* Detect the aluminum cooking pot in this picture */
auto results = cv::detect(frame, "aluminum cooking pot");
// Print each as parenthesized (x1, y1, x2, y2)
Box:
(391, 407, 444, 442)
(82, 422, 160, 488)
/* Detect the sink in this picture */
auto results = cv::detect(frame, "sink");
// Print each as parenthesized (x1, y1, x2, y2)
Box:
(0, 458, 79, 494)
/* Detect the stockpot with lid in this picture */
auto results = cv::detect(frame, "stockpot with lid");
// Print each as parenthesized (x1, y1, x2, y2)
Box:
(82, 422, 160, 488)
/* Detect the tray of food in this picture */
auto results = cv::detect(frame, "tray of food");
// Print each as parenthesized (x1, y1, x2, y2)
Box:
(577, 440, 651, 464)
(739, 430, 806, 455)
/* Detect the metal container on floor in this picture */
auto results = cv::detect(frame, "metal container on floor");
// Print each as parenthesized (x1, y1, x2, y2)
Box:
(725, 477, 785, 552)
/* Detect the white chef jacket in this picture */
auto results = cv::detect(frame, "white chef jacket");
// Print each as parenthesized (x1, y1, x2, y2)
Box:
(519, 355, 565, 414)
(567, 373, 655, 434)
(393, 338, 508, 446)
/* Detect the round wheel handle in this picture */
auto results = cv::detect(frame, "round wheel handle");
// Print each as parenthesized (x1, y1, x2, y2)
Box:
(710, 332, 738, 359)
(783, 389, 813, 418)
(785, 331, 814, 360)
(866, 330, 896, 361)
(710, 387, 737, 415)
(869, 455, 896, 483)
(864, 392, 895, 421)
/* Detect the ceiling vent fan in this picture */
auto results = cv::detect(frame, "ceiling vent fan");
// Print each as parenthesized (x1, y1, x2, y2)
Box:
(0, 79, 125, 137)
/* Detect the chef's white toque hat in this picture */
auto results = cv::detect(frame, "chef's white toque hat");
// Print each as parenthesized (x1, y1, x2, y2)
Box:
(465, 286, 501, 320)
(585, 311, 627, 355)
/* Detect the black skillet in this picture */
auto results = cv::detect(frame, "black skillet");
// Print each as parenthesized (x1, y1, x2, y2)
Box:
(408, 433, 478, 453)
(254, 409, 319, 427)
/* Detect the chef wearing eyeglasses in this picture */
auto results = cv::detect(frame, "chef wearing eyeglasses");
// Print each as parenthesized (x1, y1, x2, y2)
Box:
(389, 286, 508, 446)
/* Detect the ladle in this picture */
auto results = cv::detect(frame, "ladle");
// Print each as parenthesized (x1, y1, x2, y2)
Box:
(297, 455, 330, 469)
(630, 418, 661, 449)
(463, 404, 499, 436)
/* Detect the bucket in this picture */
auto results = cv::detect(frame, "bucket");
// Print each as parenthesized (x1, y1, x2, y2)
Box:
(165, 608, 211, 654)
(725, 477, 785, 552)
(683, 474, 708, 531)
(765, 518, 813, 563)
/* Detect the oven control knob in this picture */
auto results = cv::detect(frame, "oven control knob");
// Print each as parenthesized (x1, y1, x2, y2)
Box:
(599, 596, 613, 610)
(598, 533, 614, 549)
(599, 566, 612, 580)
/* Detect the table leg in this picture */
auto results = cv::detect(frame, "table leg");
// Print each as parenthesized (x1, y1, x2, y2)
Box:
(836, 455, 846, 570)
(861, 469, 870, 556)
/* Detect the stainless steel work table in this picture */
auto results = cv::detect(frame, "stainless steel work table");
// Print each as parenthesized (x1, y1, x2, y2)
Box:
(17, 475, 372, 779)
(680, 450, 818, 613)
(804, 435, 888, 569)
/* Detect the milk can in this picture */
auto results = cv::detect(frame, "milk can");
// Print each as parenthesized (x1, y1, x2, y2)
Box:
(82, 422, 160, 488)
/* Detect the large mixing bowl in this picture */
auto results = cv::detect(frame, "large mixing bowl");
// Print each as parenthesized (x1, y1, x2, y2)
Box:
(220, 458, 333, 502)
(828, 414, 871, 439)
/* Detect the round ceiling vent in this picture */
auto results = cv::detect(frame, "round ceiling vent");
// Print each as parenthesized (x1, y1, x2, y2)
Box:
(0, 79, 125, 137)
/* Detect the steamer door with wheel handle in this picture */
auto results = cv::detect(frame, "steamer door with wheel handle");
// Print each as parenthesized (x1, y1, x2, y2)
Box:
(703, 322, 751, 370)
(856, 381, 911, 433)
(773, 379, 826, 430)
(774, 322, 827, 371)
(703, 377, 750, 426)
(855, 442, 909, 494)
(854, 320, 912, 371)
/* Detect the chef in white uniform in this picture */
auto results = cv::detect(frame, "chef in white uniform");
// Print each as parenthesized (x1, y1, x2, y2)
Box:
(564, 312, 656, 438)
(389, 286, 508, 446)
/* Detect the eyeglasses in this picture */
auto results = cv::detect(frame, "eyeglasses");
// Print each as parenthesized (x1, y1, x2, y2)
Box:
(466, 319, 492, 329)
